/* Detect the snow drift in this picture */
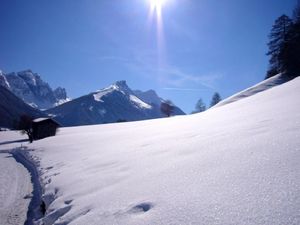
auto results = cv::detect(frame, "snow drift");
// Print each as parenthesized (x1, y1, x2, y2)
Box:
(5, 76, 300, 224)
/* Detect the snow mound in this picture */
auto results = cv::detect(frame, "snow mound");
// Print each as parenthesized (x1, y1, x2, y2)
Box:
(7, 77, 300, 224)
(215, 74, 288, 107)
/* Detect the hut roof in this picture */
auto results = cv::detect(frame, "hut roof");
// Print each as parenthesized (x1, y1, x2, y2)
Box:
(33, 117, 60, 126)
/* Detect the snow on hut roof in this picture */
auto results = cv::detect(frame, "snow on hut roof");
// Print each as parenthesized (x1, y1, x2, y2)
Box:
(33, 117, 50, 122)
(33, 118, 60, 125)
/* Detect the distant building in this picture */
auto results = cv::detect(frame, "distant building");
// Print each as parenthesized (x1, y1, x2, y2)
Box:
(32, 118, 60, 140)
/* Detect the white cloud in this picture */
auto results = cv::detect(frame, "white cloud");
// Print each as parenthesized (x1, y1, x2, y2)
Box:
(97, 50, 223, 91)
(162, 87, 205, 91)
(157, 66, 223, 90)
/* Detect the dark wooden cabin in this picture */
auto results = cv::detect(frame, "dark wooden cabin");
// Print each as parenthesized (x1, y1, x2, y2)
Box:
(32, 118, 60, 140)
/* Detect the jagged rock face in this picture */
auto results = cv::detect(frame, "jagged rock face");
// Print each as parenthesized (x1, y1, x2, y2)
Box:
(54, 87, 67, 100)
(46, 80, 185, 127)
(0, 69, 69, 109)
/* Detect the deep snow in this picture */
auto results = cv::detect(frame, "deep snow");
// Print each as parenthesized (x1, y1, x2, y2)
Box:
(2, 76, 300, 224)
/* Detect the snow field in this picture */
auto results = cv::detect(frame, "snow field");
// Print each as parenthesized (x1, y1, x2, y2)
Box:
(2, 76, 300, 224)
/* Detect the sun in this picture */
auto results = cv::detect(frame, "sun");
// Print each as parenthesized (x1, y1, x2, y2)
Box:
(150, 0, 168, 10)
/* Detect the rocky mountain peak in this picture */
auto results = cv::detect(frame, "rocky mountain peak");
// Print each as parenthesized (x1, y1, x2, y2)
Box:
(54, 87, 67, 100)
(112, 80, 132, 93)
(0, 69, 69, 109)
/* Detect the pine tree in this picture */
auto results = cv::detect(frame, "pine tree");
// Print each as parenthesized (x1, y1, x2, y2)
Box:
(192, 98, 206, 114)
(284, 2, 300, 77)
(266, 15, 293, 79)
(292, 1, 300, 22)
(210, 92, 221, 107)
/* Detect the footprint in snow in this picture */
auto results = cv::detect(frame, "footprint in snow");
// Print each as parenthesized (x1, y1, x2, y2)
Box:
(129, 202, 154, 214)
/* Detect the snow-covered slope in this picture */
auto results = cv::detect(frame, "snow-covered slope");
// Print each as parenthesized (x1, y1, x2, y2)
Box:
(46, 81, 185, 127)
(0, 86, 44, 128)
(10, 76, 298, 224)
(215, 73, 288, 107)
(0, 69, 69, 109)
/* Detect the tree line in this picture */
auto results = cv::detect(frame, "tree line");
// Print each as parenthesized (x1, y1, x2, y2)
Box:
(266, 2, 300, 79)
(191, 92, 221, 114)
(190, 3, 300, 115)
(159, 92, 221, 117)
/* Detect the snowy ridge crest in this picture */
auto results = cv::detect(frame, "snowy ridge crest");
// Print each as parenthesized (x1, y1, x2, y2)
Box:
(215, 73, 288, 107)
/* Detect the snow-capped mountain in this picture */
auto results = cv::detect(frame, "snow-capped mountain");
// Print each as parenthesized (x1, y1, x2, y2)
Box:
(0, 69, 69, 109)
(0, 86, 44, 128)
(46, 80, 185, 126)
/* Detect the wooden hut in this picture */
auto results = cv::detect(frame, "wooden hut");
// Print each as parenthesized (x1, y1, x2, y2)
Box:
(32, 118, 60, 140)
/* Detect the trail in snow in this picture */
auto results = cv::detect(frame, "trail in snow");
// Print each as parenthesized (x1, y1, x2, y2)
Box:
(0, 134, 36, 225)
(0, 151, 32, 225)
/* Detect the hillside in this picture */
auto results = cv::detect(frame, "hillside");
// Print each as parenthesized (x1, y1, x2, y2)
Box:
(7, 76, 298, 224)
(46, 81, 185, 127)
(0, 86, 44, 128)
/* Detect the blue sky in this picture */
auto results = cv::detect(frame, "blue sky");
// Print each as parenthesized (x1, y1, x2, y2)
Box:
(0, 0, 297, 113)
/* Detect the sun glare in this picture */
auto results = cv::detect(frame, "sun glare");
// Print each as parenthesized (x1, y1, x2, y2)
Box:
(147, 0, 170, 70)
(150, 0, 168, 10)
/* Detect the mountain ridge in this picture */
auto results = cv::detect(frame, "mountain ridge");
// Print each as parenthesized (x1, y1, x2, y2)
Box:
(46, 80, 185, 127)
(0, 86, 45, 128)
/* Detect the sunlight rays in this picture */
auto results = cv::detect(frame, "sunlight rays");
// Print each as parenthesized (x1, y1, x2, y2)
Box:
(150, 0, 168, 13)
(147, 0, 170, 70)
